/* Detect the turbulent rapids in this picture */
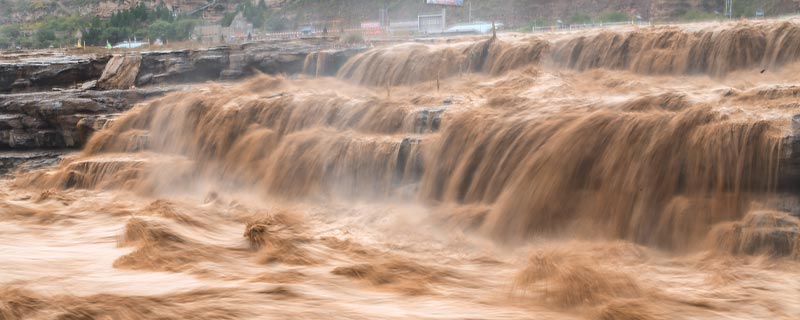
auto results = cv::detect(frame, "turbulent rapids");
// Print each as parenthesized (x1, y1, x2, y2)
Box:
(3, 21, 800, 319)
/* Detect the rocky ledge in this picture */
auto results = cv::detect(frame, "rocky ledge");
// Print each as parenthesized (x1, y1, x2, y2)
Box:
(0, 54, 109, 93)
(137, 40, 361, 86)
(0, 39, 363, 174)
(1, 39, 363, 93)
(0, 150, 71, 175)
(0, 87, 176, 149)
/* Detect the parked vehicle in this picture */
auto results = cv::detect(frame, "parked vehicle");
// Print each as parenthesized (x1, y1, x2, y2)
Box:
(300, 26, 315, 36)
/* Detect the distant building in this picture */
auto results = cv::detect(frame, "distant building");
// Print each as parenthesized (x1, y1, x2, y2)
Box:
(195, 25, 224, 44)
(193, 13, 253, 45)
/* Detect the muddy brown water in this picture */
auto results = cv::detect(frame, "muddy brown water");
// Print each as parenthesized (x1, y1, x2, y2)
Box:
(2, 22, 800, 319)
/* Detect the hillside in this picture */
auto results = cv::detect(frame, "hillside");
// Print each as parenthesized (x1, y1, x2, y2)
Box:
(2, 0, 798, 25)
(1, 0, 799, 49)
(0, 0, 233, 23)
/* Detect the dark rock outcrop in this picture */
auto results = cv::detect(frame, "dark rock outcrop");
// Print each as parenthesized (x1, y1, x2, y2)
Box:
(0, 38, 362, 173)
(781, 115, 800, 189)
(711, 211, 800, 259)
(0, 87, 176, 149)
(1, 39, 363, 93)
(0, 150, 70, 175)
(135, 40, 363, 86)
(0, 55, 109, 93)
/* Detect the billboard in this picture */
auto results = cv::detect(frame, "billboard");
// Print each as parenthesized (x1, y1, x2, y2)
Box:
(426, 0, 464, 6)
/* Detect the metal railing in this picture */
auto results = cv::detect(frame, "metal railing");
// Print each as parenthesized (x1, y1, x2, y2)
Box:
(530, 20, 651, 33)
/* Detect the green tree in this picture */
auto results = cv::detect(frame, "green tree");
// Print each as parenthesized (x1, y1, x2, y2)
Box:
(0, 24, 21, 40)
(0, 24, 21, 48)
(220, 11, 237, 27)
(17, 37, 35, 49)
(83, 16, 106, 45)
(35, 28, 56, 47)
(153, 5, 173, 22)
(243, 1, 267, 28)
(131, 2, 149, 22)
(172, 19, 198, 40)
(148, 20, 173, 40)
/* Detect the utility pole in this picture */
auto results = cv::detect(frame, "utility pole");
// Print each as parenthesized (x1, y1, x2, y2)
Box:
(725, 0, 734, 19)
(443, 8, 447, 32)
(469, 1, 472, 23)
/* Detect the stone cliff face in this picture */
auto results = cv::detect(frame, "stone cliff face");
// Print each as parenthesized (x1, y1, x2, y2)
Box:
(1, 40, 361, 93)
(0, 88, 174, 149)
(134, 40, 361, 86)
(0, 38, 363, 159)
(0, 56, 109, 94)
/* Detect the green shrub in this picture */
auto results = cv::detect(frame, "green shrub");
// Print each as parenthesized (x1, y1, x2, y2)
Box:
(599, 11, 630, 23)
(569, 13, 592, 24)
(220, 12, 237, 27)
(148, 20, 173, 40)
(172, 19, 198, 40)
(341, 32, 364, 44)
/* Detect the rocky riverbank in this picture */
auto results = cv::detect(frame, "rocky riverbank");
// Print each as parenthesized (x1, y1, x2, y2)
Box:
(0, 39, 364, 174)
(1, 39, 363, 93)
(0, 87, 177, 149)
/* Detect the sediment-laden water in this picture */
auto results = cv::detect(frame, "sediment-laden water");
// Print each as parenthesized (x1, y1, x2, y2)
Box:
(2, 22, 800, 319)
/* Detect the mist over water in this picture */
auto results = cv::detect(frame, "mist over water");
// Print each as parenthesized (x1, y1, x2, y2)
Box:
(3, 22, 800, 319)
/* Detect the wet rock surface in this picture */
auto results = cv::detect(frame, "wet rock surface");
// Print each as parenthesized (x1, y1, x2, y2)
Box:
(0, 40, 362, 174)
(0, 55, 109, 93)
(0, 150, 71, 175)
(96, 55, 142, 90)
(782, 115, 800, 189)
(711, 211, 800, 259)
(1, 39, 363, 93)
(0, 88, 176, 149)
(135, 40, 362, 86)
